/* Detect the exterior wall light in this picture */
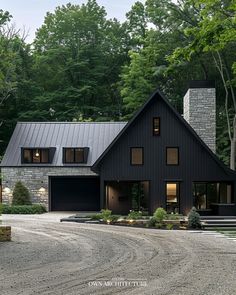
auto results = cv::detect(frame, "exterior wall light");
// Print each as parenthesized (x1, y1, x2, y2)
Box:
(39, 187, 46, 193)
(3, 187, 11, 194)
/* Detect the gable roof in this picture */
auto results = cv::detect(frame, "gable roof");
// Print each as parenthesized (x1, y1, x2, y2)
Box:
(0, 122, 126, 167)
(92, 89, 236, 176)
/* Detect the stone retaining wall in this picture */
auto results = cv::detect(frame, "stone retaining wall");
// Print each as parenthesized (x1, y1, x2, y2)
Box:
(0, 226, 11, 241)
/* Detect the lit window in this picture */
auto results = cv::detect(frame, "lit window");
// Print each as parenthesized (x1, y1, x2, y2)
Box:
(166, 147, 179, 165)
(131, 148, 143, 165)
(166, 182, 179, 213)
(22, 149, 50, 164)
(153, 117, 160, 135)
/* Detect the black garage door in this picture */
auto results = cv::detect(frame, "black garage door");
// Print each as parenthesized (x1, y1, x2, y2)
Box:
(50, 177, 100, 211)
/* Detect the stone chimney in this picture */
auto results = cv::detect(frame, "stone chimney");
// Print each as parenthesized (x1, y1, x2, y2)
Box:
(183, 80, 216, 153)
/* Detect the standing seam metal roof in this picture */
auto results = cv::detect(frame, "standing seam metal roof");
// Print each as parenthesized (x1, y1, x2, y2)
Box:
(0, 122, 127, 167)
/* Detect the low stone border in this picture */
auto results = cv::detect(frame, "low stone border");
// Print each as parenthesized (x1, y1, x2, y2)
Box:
(0, 226, 11, 241)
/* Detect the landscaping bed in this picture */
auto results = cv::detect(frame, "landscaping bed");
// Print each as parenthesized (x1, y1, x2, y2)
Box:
(60, 207, 199, 230)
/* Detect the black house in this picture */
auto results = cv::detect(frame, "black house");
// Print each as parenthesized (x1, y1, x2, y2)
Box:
(1, 81, 236, 216)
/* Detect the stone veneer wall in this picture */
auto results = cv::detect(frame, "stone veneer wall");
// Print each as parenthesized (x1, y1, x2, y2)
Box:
(183, 87, 216, 153)
(1, 167, 97, 210)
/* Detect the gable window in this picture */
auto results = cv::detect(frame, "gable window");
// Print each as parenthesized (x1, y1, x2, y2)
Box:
(166, 147, 179, 165)
(153, 117, 160, 135)
(63, 148, 87, 164)
(22, 148, 50, 164)
(130, 147, 143, 165)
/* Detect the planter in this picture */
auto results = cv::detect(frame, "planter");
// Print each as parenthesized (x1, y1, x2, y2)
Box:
(0, 226, 11, 242)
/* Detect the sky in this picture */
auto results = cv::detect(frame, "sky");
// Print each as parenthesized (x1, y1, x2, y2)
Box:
(1, 0, 144, 43)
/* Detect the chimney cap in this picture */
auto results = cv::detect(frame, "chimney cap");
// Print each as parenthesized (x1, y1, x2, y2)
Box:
(189, 80, 215, 89)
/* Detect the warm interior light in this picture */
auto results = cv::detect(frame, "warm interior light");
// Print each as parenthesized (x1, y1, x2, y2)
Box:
(35, 149, 40, 157)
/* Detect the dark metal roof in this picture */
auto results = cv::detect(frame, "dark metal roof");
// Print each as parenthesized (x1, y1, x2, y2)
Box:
(0, 122, 126, 167)
(92, 89, 236, 176)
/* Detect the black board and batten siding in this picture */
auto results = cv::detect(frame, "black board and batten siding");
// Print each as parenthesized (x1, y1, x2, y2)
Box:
(94, 91, 236, 214)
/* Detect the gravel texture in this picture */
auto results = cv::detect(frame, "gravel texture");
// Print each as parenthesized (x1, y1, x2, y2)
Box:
(1, 213, 236, 295)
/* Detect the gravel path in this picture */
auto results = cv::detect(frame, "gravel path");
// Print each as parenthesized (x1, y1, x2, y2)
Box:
(1, 214, 236, 295)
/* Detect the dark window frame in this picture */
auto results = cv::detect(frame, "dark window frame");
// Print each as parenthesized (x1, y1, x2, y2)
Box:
(153, 117, 160, 136)
(130, 147, 144, 166)
(63, 147, 85, 164)
(22, 148, 50, 164)
(165, 181, 180, 214)
(166, 147, 179, 166)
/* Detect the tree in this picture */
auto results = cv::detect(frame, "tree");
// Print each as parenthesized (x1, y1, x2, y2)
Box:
(169, 0, 236, 169)
(31, 1, 130, 122)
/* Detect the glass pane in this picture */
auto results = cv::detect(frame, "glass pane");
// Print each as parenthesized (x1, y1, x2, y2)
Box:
(167, 148, 178, 165)
(220, 183, 232, 204)
(41, 149, 49, 163)
(153, 117, 160, 135)
(32, 149, 40, 163)
(23, 149, 31, 163)
(194, 183, 206, 209)
(65, 148, 74, 163)
(207, 183, 218, 208)
(166, 183, 179, 213)
(131, 148, 143, 165)
(75, 148, 84, 163)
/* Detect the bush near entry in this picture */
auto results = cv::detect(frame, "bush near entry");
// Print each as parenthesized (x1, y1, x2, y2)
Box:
(12, 181, 31, 205)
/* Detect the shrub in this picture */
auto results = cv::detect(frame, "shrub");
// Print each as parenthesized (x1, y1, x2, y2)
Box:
(100, 209, 112, 221)
(148, 216, 157, 227)
(154, 208, 167, 224)
(2, 204, 46, 214)
(12, 182, 31, 205)
(127, 210, 142, 220)
(166, 223, 174, 230)
(90, 213, 103, 220)
(188, 207, 201, 229)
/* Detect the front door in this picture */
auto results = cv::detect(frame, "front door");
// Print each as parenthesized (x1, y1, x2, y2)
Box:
(166, 182, 180, 213)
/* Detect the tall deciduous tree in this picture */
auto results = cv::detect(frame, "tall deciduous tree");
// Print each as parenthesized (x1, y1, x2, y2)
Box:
(169, 0, 236, 169)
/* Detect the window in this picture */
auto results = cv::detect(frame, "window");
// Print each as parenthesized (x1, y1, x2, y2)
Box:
(166, 147, 179, 165)
(63, 148, 86, 163)
(22, 148, 49, 164)
(193, 182, 233, 210)
(153, 117, 160, 135)
(166, 182, 179, 213)
(130, 148, 143, 165)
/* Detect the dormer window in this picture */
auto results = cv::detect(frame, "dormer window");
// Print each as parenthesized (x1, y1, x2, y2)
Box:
(153, 117, 160, 135)
(63, 147, 89, 164)
(22, 148, 50, 164)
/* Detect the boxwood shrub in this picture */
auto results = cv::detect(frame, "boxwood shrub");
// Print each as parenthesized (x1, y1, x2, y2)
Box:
(2, 204, 47, 214)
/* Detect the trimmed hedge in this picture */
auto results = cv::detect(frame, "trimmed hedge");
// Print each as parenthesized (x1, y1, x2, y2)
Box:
(2, 204, 47, 214)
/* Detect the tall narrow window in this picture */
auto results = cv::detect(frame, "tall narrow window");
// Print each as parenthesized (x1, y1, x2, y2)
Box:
(130, 148, 143, 165)
(166, 182, 179, 213)
(153, 117, 160, 135)
(166, 147, 179, 165)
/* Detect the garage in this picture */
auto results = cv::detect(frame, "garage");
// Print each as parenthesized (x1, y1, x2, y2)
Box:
(50, 176, 100, 211)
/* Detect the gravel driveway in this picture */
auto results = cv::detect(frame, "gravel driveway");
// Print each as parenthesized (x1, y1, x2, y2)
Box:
(1, 213, 236, 295)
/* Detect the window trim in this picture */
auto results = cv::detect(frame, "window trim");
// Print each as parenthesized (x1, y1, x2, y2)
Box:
(130, 147, 144, 166)
(22, 148, 50, 164)
(153, 117, 160, 136)
(166, 147, 179, 166)
(63, 147, 85, 164)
